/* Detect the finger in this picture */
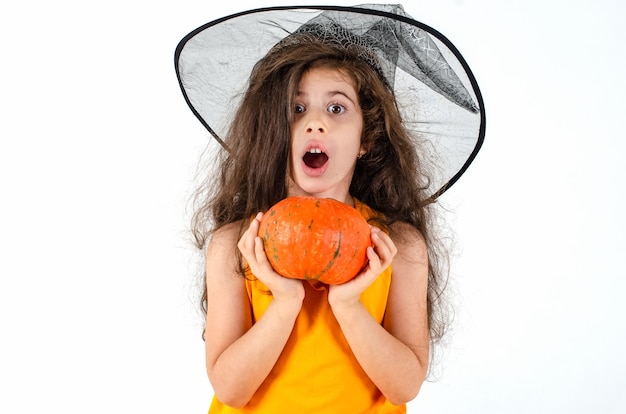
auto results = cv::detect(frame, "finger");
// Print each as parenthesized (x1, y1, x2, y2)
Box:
(254, 236, 270, 267)
(372, 229, 397, 264)
(366, 244, 380, 265)
(339, 248, 381, 294)
(370, 230, 391, 263)
(238, 213, 262, 253)
(237, 228, 254, 259)
(248, 213, 262, 236)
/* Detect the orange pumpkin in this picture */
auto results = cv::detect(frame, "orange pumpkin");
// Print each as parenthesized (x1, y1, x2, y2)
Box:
(258, 196, 371, 284)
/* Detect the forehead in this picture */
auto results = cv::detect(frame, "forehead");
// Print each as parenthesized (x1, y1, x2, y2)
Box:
(298, 66, 357, 94)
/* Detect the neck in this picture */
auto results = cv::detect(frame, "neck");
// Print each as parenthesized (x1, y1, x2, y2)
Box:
(286, 181, 353, 206)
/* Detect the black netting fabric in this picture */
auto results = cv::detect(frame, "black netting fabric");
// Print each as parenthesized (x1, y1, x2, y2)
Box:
(175, 4, 485, 200)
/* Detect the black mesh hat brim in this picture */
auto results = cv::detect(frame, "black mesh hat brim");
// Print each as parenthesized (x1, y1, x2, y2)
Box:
(175, 4, 485, 201)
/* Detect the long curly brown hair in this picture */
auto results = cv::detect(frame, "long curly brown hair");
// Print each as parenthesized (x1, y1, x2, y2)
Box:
(191, 35, 451, 369)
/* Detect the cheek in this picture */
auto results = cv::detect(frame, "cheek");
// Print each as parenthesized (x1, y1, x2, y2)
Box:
(286, 143, 299, 178)
(353, 126, 365, 153)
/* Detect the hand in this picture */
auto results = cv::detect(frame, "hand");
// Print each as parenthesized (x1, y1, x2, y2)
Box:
(328, 226, 397, 310)
(238, 213, 305, 305)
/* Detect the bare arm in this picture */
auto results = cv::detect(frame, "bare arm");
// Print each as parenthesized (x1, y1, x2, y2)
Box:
(204, 215, 304, 408)
(328, 223, 429, 405)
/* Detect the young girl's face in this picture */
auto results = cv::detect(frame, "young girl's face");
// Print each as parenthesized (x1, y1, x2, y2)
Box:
(288, 66, 364, 204)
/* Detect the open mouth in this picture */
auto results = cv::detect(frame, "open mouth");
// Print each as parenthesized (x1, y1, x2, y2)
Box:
(303, 148, 329, 169)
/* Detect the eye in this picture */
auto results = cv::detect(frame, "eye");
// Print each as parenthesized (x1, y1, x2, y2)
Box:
(328, 103, 346, 115)
(294, 104, 305, 114)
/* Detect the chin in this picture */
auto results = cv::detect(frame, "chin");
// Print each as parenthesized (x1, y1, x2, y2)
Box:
(288, 173, 351, 201)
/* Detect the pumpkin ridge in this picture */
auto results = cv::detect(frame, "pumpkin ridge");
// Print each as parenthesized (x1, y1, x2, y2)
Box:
(311, 230, 341, 281)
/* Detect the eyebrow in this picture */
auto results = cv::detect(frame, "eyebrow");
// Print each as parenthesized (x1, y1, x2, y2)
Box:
(296, 90, 358, 106)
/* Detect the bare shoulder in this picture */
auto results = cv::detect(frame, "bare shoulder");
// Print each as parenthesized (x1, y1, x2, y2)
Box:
(388, 221, 428, 265)
(207, 220, 246, 251)
(204, 220, 253, 364)
(206, 220, 246, 258)
(205, 220, 247, 282)
(386, 221, 428, 306)
(384, 221, 429, 352)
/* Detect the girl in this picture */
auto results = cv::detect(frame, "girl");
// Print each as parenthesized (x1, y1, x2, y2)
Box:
(175, 5, 484, 413)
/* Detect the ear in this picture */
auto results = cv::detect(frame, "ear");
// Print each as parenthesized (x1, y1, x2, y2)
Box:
(357, 148, 366, 159)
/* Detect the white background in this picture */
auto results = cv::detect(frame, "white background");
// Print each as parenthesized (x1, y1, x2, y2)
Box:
(1, 0, 624, 412)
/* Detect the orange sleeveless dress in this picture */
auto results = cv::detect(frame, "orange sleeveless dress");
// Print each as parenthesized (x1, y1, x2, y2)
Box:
(208, 199, 405, 413)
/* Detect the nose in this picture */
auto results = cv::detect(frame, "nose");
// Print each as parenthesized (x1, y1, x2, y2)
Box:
(306, 125, 325, 133)
(303, 110, 326, 134)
